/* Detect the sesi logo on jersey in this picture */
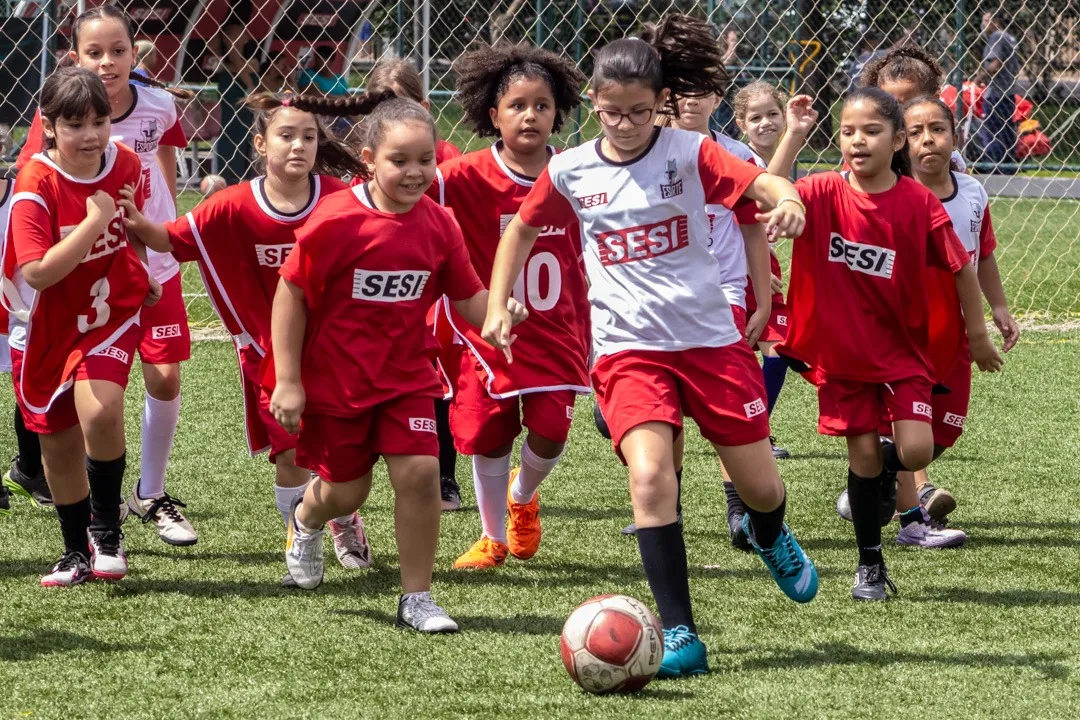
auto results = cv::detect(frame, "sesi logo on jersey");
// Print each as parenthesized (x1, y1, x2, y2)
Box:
(66, 211, 129, 264)
(500, 213, 565, 239)
(255, 244, 294, 268)
(575, 192, 608, 209)
(351, 269, 431, 302)
(596, 215, 689, 266)
(828, 233, 896, 279)
(409, 417, 437, 433)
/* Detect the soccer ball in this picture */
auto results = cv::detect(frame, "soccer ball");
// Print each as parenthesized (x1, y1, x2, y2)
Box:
(560, 594, 664, 694)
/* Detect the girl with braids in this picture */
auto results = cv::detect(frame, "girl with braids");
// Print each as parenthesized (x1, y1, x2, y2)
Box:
(267, 97, 527, 631)
(426, 42, 590, 571)
(860, 44, 968, 173)
(16, 6, 199, 546)
(776, 88, 1002, 601)
(120, 90, 390, 582)
(367, 59, 463, 164)
(484, 14, 818, 677)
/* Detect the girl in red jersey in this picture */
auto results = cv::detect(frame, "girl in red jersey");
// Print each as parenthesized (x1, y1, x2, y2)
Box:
(268, 98, 527, 631)
(428, 42, 590, 570)
(121, 90, 391, 583)
(1, 67, 156, 586)
(17, 7, 200, 545)
(484, 15, 818, 678)
(365, 58, 464, 507)
(777, 87, 1003, 601)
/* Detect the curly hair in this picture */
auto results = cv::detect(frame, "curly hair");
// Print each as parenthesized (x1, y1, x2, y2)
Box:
(452, 43, 585, 137)
(732, 80, 788, 122)
(593, 14, 730, 116)
(860, 44, 944, 96)
(242, 90, 395, 180)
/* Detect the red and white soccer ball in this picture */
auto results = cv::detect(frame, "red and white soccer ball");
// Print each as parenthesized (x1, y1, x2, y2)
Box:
(560, 594, 664, 694)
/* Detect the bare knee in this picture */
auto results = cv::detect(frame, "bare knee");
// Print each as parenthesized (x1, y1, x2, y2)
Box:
(388, 456, 439, 498)
(143, 363, 181, 400)
(897, 443, 934, 472)
(628, 458, 675, 514)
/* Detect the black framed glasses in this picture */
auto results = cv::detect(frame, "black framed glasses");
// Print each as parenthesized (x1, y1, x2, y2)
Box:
(595, 107, 655, 127)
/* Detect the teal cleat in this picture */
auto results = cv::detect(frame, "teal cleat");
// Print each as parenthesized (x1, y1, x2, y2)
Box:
(656, 626, 709, 679)
(743, 516, 819, 604)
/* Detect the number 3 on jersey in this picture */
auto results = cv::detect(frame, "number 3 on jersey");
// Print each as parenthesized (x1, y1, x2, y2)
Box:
(77, 278, 112, 333)
(512, 251, 561, 312)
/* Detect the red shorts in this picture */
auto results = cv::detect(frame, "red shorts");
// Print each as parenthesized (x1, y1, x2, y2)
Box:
(138, 275, 192, 365)
(295, 395, 440, 483)
(450, 353, 576, 455)
(731, 305, 747, 337)
(756, 301, 789, 345)
(591, 345, 771, 463)
(818, 375, 933, 437)
(930, 361, 971, 448)
(237, 344, 297, 461)
(11, 323, 139, 434)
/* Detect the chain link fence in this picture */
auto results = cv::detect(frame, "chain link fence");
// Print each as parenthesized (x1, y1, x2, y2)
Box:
(2, 0, 1079, 327)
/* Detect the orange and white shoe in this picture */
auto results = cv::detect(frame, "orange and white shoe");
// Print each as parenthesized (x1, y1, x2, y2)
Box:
(453, 536, 509, 570)
(506, 468, 541, 560)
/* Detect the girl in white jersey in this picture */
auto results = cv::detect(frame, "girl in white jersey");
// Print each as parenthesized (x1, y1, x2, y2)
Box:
(0, 178, 13, 517)
(484, 14, 819, 679)
(66, 7, 197, 544)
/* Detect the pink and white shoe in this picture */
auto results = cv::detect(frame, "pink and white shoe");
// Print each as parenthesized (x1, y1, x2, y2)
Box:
(329, 513, 372, 570)
(89, 529, 128, 580)
(40, 551, 92, 587)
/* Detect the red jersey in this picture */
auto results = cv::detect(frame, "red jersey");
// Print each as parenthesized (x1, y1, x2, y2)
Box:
(275, 184, 485, 417)
(779, 172, 968, 384)
(166, 174, 348, 354)
(430, 144, 591, 397)
(2, 143, 149, 412)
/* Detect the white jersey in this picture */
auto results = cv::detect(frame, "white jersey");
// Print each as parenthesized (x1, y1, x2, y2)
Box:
(941, 171, 993, 267)
(0, 181, 11, 371)
(110, 84, 186, 283)
(519, 127, 765, 358)
(708, 131, 767, 309)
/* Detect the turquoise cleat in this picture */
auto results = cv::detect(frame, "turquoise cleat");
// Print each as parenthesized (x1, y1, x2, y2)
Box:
(657, 625, 709, 679)
(743, 516, 819, 603)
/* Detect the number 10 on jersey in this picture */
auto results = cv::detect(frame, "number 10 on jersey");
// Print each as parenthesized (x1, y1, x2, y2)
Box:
(511, 251, 560, 313)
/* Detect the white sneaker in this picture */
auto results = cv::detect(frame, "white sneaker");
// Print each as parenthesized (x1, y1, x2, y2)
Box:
(40, 551, 92, 587)
(286, 500, 324, 590)
(89, 529, 128, 580)
(127, 490, 198, 547)
(896, 508, 967, 549)
(329, 513, 373, 570)
(396, 592, 459, 633)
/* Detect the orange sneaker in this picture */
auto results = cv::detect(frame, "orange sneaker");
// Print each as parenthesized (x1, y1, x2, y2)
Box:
(452, 536, 509, 570)
(506, 468, 542, 560)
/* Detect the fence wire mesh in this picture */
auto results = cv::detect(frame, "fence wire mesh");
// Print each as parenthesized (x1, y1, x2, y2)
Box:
(2, 0, 1079, 327)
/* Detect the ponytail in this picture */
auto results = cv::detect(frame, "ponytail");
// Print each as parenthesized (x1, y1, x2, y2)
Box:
(592, 14, 729, 116)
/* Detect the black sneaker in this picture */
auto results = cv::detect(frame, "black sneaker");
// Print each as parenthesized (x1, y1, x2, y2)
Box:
(4, 456, 52, 507)
(620, 511, 682, 536)
(440, 476, 461, 512)
(724, 483, 752, 551)
(769, 437, 790, 460)
(852, 562, 897, 601)
(0, 482, 11, 518)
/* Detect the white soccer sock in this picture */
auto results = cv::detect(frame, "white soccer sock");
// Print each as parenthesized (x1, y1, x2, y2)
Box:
(138, 392, 181, 499)
(274, 483, 306, 526)
(511, 442, 563, 504)
(472, 452, 511, 543)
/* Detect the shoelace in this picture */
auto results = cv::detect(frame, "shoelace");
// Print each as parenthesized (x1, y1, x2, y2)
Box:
(760, 531, 803, 578)
(404, 594, 444, 622)
(144, 494, 188, 525)
(54, 551, 88, 573)
(333, 520, 367, 554)
(92, 530, 124, 556)
(865, 564, 898, 595)
(663, 626, 697, 651)
(440, 477, 460, 500)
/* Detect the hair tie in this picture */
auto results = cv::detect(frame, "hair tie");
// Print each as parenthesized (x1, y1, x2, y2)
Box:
(281, 92, 293, 107)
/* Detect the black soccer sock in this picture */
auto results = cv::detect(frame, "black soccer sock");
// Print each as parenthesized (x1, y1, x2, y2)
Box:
(675, 468, 683, 516)
(13, 406, 43, 478)
(899, 506, 923, 528)
(881, 442, 911, 474)
(848, 469, 884, 566)
(637, 522, 695, 632)
(723, 480, 744, 513)
(593, 402, 611, 440)
(55, 495, 92, 558)
(745, 493, 787, 548)
(434, 398, 456, 480)
(87, 454, 126, 532)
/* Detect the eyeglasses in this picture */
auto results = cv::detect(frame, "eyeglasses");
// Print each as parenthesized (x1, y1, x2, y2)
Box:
(595, 107, 655, 127)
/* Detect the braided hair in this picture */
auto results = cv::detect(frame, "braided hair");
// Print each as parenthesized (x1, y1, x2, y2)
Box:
(860, 44, 944, 96)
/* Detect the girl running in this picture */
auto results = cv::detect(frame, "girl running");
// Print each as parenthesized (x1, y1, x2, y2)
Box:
(120, 90, 388, 581)
(367, 58, 464, 508)
(428, 42, 590, 570)
(2, 66, 154, 586)
(484, 15, 818, 678)
(777, 88, 1003, 601)
(18, 6, 198, 546)
(268, 97, 527, 631)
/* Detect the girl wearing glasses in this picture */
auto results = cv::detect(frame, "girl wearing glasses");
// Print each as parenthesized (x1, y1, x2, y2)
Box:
(482, 14, 818, 679)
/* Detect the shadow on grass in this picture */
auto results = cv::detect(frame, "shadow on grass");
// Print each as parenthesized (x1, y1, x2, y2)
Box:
(913, 587, 1080, 607)
(135, 549, 283, 564)
(539, 505, 633, 522)
(961, 520, 1079, 531)
(333, 608, 565, 635)
(741, 642, 1069, 680)
(0, 628, 148, 662)
(0, 559, 48, 580)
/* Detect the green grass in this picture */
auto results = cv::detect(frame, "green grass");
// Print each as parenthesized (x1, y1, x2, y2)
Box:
(1, 332, 1078, 718)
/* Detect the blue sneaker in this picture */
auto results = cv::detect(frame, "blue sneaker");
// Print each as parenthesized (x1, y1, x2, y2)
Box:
(742, 516, 819, 603)
(656, 625, 709, 678)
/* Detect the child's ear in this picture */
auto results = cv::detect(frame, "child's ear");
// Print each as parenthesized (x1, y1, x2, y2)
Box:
(252, 133, 267, 156)
(488, 106, 499, 131)
(892, 129, 907, 153)
(361, 146, 375, 173)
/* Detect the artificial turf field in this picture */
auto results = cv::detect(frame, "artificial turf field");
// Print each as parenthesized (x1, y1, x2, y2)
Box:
(0, 193, 1079, 718)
